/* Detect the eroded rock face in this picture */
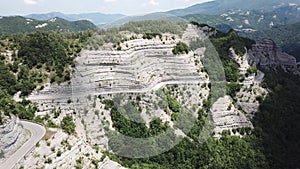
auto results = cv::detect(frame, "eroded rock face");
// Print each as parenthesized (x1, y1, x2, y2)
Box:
(28, 30, 207, 101)
(249, 39, 298, 72)
(211, 95, 253, 138)
(0, 117, 28, 162)
(213, 48, 267, 137)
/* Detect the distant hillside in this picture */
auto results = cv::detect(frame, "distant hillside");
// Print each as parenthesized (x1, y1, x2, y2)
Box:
(26, 12, 125, 25)
(245, 22, 300, 61)
(103, 13, 185, 28)
(183, 4, 300, 33)
(167, 0, 299, 16)
(0, 16, 97, 36)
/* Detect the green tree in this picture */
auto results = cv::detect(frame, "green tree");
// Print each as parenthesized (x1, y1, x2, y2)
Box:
(172, 42, 191, 55)
(0, 61, 18, 95)
(226, 82, 242, 98)
(61, 115, 76, 135)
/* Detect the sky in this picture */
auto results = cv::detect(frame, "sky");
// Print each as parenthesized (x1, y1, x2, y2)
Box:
(0, 0, 212, 16)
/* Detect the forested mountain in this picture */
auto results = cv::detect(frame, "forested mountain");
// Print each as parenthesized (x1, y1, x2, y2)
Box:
(0, 16, 97, 36)
(103, 1, 300, 30)
(183, 4, 300, 33)
(167, 0, 299, 16)
(26, 12, 125, 25)
(181, 2, 300, 61)
(245, 21, 300, 61)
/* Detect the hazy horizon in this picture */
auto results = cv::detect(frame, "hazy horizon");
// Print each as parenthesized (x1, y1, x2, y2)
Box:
(0, 0, 212, 16)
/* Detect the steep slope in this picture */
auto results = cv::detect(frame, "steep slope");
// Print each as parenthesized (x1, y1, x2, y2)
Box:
(0, 117, 29, 164)
(245, 22, 300, 61)
(253, 70, 300, 169)
(0, 16, 97, 36)
(97, 22, 269, 169)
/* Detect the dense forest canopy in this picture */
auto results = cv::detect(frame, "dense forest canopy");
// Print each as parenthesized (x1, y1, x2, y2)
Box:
(0, 31, 92, 95)
(253, 70, 300, 168)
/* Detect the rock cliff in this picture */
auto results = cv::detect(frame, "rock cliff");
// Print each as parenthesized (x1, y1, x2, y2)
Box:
(249, 39, 299, 74)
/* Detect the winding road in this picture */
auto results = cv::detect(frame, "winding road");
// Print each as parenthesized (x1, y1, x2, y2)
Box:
(0, 121, 46, 169)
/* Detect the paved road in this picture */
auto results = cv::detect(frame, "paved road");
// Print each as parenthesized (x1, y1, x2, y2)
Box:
(0, 121, 46, 169)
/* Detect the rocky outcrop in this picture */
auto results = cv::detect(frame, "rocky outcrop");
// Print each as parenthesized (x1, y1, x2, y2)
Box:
(214, 47, 267, 137)
(211, 95, 253, 138)
(0, 117, 28, 163)
(229, 47, 251, 75)
(249, 39, 299, 74)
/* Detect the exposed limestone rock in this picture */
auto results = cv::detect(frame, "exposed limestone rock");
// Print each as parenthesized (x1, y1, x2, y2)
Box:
(229, 48, 267, 118)
(229, 47, 251, 75)
(99, 157, 127, 169)
(28, 31, 207, 101)
(249, 39, 299, 74)
(212, 47, 269, 138)
(211, 96, 253, 138)
(236, 76, 267, 118)
(0, 117, 29, 163)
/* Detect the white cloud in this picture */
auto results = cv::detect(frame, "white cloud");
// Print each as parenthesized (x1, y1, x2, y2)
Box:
(149, 0, 159, 6)
(24, 0, 38, 5)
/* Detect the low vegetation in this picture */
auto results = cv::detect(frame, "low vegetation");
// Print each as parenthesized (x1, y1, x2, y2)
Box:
(172, 42, 191, 55)
(102, 98, 169, 139)
(85, 20, 187, 50)
(119, 20, 187, 35)
(226, 82, 242, 98)
(0, 88, 36, 120)
(105, 95, 267, 169)
(210, 30, 255, 82)
(142, 32, 162, 40)
(61, 115, 76, 135)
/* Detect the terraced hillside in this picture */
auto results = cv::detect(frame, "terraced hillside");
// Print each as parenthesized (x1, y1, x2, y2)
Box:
(17, 24, 213, 168)
(9, 23, 268, 168)
(28, 24, 207, 101)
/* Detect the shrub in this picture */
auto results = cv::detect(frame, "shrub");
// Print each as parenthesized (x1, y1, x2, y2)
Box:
(57, 150, 62, 157)
(45, 158, 52, 164)
(172, 42, 191, 55)
(142, 33, 162, 39)
(61, 115, 76, 135)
